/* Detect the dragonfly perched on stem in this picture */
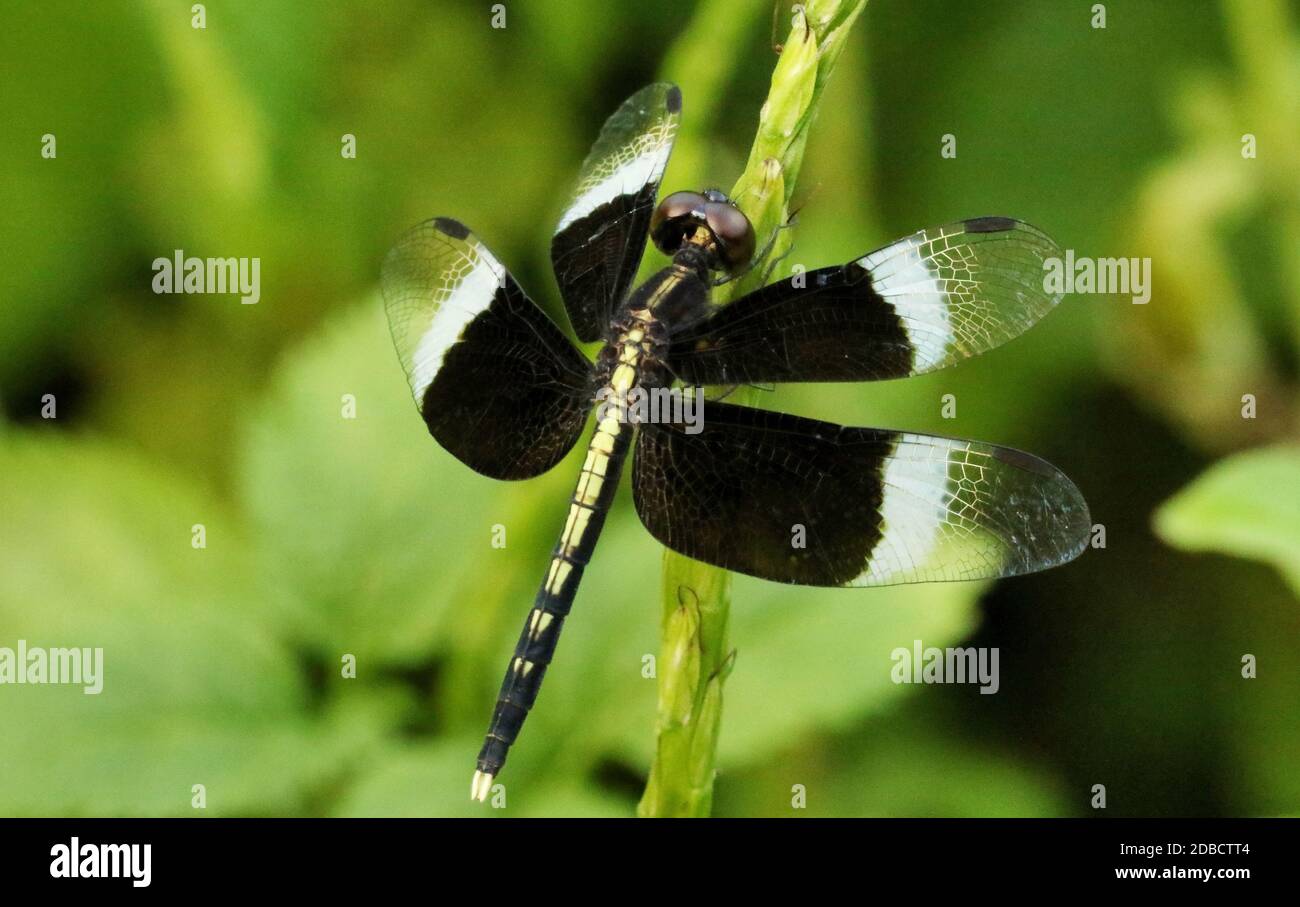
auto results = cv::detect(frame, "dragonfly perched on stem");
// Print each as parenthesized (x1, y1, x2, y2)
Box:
(381, 83, 1090, 801)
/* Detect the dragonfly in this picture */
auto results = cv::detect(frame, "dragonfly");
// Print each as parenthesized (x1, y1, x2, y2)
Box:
(381, 83, 1090, 801)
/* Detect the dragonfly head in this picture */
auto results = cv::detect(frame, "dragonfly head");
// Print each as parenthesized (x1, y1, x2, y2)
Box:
(651, 189, 756, 273)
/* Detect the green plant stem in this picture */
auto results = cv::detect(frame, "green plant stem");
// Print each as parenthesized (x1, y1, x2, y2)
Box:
(638, 0, 867, 819)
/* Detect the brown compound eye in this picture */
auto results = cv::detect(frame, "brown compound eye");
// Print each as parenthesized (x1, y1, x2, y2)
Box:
(650, 191, 709, 255)
(703, 201, 756, 270)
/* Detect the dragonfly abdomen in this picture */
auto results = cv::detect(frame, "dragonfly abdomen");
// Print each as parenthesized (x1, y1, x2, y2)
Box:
(470, 330, 645, 801)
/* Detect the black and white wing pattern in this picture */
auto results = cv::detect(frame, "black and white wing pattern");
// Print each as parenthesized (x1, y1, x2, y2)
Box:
(383, 217, 593, 480)
(666, 217, 1064, 385)
(551, 83, 682, 342)
(633, 402, 1090, 587)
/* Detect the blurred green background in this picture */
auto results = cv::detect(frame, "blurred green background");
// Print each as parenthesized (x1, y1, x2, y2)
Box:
(1, 0, 1298, 817)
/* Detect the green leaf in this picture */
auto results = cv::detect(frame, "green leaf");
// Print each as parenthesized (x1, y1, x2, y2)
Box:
(238, 299, 525, 666)
(1155, 445, 1300, 595)
(718, 708, 1068, 818)
(719, 580, 979, 764)
(0, 433, 361, 815)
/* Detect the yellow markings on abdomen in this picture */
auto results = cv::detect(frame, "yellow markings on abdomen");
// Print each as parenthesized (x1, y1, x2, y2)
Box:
(512, 656, 537, 677)
(559, 501, 594, 557)
(559, 435, 617, 557)
(528, 607, 556, 636)
(582, 448, 610, 476)
(554, 318, 654, 561)
(544, 558, 573, 596)
(575, 469, 604, 506)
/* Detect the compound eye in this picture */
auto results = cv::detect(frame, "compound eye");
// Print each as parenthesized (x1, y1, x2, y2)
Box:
(704, 202, 756, 269)
(652, 191, 708, 227)
(650, 191, 709, 255)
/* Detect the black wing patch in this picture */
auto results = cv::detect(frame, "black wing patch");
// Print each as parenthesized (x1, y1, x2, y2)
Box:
(383, 217, 593, 480)
(666, 218, 1064, 385)
(551, 83, 682, 343)
(633, 402, 1090, 587)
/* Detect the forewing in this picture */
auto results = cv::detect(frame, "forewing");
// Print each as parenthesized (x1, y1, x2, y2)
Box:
(667, 218, 1064, 385)
(383, 217, 593, 480)
(551, 83, 682, 342)
(633, 402, 1090, 587)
